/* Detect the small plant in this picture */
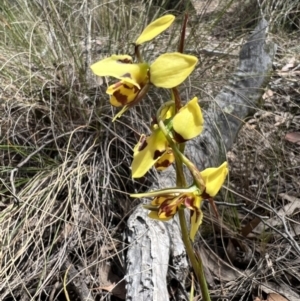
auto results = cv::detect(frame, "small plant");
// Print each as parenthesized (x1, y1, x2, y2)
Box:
(91, 14, 228, 300)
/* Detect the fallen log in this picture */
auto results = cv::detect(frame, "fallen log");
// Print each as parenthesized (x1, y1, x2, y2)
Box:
(125, 18, 277, 301)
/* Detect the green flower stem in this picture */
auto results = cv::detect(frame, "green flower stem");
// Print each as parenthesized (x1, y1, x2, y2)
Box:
(175, 156, 186, 187)
(178, 209, 211, 301)
(179, 152, 206, 192)
(157, 101, 211, 301)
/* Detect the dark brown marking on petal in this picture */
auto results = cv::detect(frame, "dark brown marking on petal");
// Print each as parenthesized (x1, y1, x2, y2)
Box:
(173, 130, 187, 143)
(152, 195, 173, 206)
(158, 201, 168, 213)
(151, 116, 158, 127)
(155, 159, 171, 169)
(201, 189, 210, 199)
(153, 150, 165, 160)
(163, 207, 177, 217)
(138, 135, 147, 151)
(117, 59, 132, 64)
(159, 200, 177, 217)
(133, 85, 139, 93)
(190, 209, 200, 221)
(121, 72, 132, 79)
(123, 83, 131, 89)
(113, 90, 129, 106)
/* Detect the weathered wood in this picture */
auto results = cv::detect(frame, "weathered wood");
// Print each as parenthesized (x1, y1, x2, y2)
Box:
(191, 18, 277, 168)
(125, 18, 277, 301)
(125, 180, 189, 301)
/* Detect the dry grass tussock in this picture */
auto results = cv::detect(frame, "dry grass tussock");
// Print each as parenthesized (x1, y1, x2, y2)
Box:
(0, 0, 300, 300)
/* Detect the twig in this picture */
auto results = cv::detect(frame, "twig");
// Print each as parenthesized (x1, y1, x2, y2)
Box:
(209, 200, 247, 208)
(225, 185, 300, 255)
(241, 205, 300, 255)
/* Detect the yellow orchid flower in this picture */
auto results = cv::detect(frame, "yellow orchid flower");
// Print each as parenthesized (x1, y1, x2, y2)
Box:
(90, 53, 198, 109)
(131, 98, 203, 178)
(148, 191, 203, 241)
(135, 15, 175, 45)
(90, 55, 149, 107)
(201, 161, 228, 197)
(131, 161, 228, 240)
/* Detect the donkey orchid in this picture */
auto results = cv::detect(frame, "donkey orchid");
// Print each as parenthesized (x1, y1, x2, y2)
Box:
(91, 13, 230, 294)
(132, 161, 228, 240)
(148, 191, 204, 241)
(131, 97, 203, 178)
(90, 53, 197, 109)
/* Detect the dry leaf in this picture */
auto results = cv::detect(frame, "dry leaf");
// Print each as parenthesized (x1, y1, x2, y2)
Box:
(262, 89, 274, 100)
(267, 293, 288, 301)
(277, 70, 300, 77)
(281, 57, 296, 71)
(241, 217, 261, 237)
(199, 246, 240, 282)
(97, 262, 126, 299)
(254, 194, 300, 235)
(261, 282, 300, 301)
(284, 132, 300, 144)
(101, 283, 117, 292)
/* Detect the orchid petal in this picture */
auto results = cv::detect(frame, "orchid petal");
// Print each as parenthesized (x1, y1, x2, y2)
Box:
(172, 97, 204, 142)
(157, 197, 181, 219)
(190, 207, 203, 241)
(107, 81, 139, 107)
(179, 193, 203, 241)
(148, 211, 172, 221)
(150, 53, 198, 88)
(150, 194, 175, 206)
(201, 162, 228, 197)
(159, 103, 175, 121)
(135, 15, 175, 45)
(91, 55, 149, 88)
(132, 129, 168, 178)
(154, 148, 175, 171)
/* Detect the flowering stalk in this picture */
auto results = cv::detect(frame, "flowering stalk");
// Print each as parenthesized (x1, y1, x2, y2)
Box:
(157, 91, 212, 301)
(178, 209, 211, 301)
(90, 14, 229, 301)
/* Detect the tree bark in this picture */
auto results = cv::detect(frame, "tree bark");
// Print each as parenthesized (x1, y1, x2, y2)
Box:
(125, 18, 277, 301)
